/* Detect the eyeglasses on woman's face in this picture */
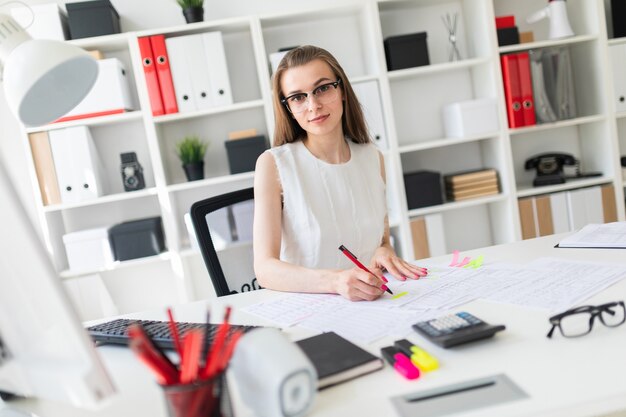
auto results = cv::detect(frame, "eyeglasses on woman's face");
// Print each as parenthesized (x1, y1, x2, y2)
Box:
(547, 301, 626, 338)
(281, 79, 342, 114)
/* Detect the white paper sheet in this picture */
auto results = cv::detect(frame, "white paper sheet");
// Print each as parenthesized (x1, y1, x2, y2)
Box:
(558, 222, 626, 248)
(242, 258, 626, 342)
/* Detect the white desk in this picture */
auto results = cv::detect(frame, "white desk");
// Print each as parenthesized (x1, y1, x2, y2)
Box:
(7, 234, 626, 417)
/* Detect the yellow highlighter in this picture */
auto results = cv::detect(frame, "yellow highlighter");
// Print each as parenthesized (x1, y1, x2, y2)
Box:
(394, 339, 439, 372)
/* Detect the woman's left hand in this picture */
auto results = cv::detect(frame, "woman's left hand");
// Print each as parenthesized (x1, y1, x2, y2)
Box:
(369, 246, 428, 281)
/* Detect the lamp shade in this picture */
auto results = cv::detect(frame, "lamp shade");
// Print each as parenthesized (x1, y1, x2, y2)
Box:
(0, 14, 98, 127)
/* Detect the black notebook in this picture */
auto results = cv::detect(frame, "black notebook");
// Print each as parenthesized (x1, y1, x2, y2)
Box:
(296, 332, 383, 389)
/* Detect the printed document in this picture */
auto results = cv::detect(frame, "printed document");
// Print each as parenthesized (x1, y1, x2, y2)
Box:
(558, 222, 626, 248)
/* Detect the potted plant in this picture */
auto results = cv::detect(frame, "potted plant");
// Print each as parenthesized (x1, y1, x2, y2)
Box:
(177, 0, 205, 23)
(176, 135, 208, 181)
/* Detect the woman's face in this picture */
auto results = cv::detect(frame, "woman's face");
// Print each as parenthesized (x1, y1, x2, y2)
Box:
(280, 59, 344, 140)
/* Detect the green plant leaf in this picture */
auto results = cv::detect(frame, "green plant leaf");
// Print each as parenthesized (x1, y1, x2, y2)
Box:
(175, 135, 209, 165)
(176, 0, 204, 8)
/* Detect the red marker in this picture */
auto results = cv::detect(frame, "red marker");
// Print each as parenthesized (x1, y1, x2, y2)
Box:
(338, 245, 393, 295)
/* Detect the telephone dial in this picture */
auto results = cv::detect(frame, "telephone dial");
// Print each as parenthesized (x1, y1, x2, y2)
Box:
(524, 152, 602, 186)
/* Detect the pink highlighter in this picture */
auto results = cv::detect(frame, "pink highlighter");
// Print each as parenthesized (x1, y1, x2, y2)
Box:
(381, 346, 420, 380)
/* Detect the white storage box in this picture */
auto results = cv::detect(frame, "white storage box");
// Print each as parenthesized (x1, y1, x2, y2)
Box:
(11, 4, 69, 41)
(59, 58, 135, 122)
(442, 98, 499, 138)
(63, 227, 114, 272)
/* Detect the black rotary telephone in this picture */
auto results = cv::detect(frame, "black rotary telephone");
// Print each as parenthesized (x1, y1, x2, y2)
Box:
(524, 152, 602, 186)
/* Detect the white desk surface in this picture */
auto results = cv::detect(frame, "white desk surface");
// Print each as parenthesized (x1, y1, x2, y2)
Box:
(9, 234, 626, 417)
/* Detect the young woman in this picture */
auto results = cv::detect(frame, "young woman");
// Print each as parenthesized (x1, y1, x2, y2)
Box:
(253, 45, 427, 301)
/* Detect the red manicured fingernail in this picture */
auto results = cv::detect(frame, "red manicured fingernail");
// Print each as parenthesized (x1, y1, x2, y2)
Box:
(381, 276, 388, 283)
(381, 285, 389, 291)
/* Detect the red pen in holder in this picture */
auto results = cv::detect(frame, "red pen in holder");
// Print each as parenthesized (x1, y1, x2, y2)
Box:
(128, 307, 239, 417)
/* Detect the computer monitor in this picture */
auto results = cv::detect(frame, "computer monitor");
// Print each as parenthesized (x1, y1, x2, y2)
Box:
(0, 160, 115, 408)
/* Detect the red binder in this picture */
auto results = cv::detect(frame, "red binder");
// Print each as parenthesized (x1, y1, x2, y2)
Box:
(516, 52, 536, 126)
(138, 37, 164, 116)
(150, 35, 179, 114)
(500, 53, 523, 128)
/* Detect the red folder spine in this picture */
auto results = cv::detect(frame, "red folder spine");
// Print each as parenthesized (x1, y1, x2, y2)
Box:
(516, 52, 536, 126)
(138, 37, 165, 116)
(150, 35, 179, 115)
(500, 53, 523, 128)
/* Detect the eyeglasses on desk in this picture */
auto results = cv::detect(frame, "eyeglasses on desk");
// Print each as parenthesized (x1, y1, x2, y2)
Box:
(547, 301, 625, 338)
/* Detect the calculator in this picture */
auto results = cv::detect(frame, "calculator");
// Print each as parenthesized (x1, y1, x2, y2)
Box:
(412, 312, 505, 348)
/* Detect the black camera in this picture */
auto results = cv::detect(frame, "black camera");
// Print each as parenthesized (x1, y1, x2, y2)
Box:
(120, 152, 145, 192)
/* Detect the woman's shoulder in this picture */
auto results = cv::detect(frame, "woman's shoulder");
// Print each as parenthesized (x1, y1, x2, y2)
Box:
(268, 141, 304, 162)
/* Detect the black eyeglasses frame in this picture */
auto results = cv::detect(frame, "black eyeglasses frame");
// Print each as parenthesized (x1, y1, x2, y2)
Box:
(280, 79, 342, 114)
(546, 301, 626, 338)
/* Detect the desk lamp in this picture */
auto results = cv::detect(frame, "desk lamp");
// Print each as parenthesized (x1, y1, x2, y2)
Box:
(0, 12, 98, 126)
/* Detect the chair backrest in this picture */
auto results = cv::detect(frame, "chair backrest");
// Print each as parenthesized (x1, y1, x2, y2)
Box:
(190, 187, 262, 297)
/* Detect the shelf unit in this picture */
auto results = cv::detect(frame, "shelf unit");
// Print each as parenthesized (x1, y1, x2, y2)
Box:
(17, 0, 626, 319)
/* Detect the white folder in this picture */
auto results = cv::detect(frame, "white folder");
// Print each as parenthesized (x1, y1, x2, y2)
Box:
(351, 80, 388, 150)
(202, 32, 233, 107)
(582, 186, 604, 224)
(424, 213, 447, 256)
(166, 36, 198, 113)
(64, 58, 134, 119)
(549, 192, 570, 234)
(49, 126, 106, 203)
(566, 187, 603, 230)
(609, 44, 626, 113)
(185, 34, 215, 110)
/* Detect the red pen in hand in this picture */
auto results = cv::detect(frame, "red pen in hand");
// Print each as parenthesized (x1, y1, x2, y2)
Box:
(338, 245, 393, 295)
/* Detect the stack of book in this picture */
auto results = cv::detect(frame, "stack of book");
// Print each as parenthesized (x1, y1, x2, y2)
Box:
(444, 169, 499, 201)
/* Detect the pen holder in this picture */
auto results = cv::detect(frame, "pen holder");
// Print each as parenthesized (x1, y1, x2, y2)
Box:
(162, 373, 231, 417)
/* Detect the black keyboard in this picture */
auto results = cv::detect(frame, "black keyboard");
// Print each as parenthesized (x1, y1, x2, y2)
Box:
(87, 318, 258, 350)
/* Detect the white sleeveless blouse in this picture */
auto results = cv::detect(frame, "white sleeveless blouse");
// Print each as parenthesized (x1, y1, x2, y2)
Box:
(269, 140, 387, 270)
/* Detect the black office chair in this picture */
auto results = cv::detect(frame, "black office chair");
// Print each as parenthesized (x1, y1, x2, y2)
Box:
(190, 187, 262, 297)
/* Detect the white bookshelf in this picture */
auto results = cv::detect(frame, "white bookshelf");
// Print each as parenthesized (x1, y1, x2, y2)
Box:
(18, 0, 626, 318)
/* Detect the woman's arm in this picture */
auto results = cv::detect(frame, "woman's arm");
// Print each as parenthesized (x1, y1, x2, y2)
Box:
(253, 151, 385, 301)
(369, 152, 428, 281)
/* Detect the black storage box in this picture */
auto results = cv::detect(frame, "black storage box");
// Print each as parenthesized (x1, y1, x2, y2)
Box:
(404, 171, 443, 209)
(108, 217, 165, 261)
(497, 27, 520, 46)
(66, 0, 120, 40)
(384, 32, 429, 71)
(224, 135, 269, 174)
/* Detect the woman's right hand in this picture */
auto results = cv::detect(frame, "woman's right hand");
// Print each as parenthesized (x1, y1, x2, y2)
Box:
(333, 267, 386, 301)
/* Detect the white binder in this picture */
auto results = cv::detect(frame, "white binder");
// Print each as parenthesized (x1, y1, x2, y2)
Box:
(609, 44, 626, 113)
(166, 36, 198, 113)
(185, 34, 215, 110)
(424, 213, 447, 257)
(549, 192, 570, 234)
(566, 187, 603, 230)
(49, 126, 106, 203)
(63, 58, 134, 120)
(352, 80, 388, 150)
(202, 32, 233, 107)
